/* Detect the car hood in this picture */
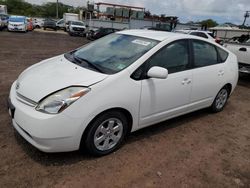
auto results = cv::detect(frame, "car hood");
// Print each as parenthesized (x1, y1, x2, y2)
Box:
(9, 21, 25, 25)
(16, 55, 108, 102)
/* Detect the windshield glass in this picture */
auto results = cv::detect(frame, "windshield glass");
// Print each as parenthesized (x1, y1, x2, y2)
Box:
(71, 21, 84, 26)
(70, 34, 159, 74)
(9, 17, 25, 22)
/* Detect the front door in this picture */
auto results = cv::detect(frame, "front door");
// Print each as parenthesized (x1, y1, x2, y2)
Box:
(138, 39, 193, 127)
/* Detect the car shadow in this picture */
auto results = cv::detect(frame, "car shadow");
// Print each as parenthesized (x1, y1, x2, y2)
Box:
(238, 73, 250, 88)
(14, 108, 210, 167)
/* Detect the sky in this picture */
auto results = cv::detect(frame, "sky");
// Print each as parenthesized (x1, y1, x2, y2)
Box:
(25, 0, 250, 25)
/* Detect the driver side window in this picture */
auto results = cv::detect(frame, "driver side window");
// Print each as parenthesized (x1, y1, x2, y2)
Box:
(147, 40, 190, 74)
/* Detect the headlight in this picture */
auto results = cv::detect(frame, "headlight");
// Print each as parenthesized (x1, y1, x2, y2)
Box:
(36, 87, 90, 114)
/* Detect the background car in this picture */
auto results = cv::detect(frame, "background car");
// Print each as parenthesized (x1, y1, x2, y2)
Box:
(175, 30, 222, 44)
(43, 18, 57, 31)
(56, 18, 65, 30)
(26, 18, 33, 31)
(8, 16, 27, 32)
(68, 21, 86, 36)
(224, 35, 250, 74)
(32, 18, 44, 29)
(86, 27, 119, 40)
(0, 13, 9, 31)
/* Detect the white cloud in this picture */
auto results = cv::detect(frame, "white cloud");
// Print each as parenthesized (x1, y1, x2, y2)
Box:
(25, 0, 250, 24)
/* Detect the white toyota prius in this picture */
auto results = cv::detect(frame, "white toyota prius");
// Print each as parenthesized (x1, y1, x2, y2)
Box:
(8, 30, 238, 156)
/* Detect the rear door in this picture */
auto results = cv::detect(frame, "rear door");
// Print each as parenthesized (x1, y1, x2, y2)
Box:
(189, 39, 225, 109)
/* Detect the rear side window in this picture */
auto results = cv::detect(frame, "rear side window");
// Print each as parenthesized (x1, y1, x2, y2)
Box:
(217, 47, 229, 62)
(192, 40, 218, 67)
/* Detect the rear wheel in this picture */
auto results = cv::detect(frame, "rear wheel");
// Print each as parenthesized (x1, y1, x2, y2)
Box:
(211, 87, 229, 112)
(83, 111, 128, 156)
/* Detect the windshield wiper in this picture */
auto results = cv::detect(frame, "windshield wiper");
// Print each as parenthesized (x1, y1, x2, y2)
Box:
(73, 54, 104, 73)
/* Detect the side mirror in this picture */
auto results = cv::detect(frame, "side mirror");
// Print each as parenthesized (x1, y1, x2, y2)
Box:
(147, 66, 168, 79)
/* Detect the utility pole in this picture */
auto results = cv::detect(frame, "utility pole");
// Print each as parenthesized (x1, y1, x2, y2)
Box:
(56, 0, 59, 19)
(242, 11, 250, 26)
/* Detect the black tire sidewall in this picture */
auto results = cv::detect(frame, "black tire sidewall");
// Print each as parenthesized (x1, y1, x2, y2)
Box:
(84, 111, 128, 156)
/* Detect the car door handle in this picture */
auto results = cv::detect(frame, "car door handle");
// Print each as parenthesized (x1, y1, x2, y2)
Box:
(182, 78, 192, 85)
(239, 47, 247, 52)
(218, 70, 225, 76)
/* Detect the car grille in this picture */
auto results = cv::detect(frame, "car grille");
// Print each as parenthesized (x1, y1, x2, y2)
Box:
(73, 27, 84, 31)
(16, 92, 37, 107)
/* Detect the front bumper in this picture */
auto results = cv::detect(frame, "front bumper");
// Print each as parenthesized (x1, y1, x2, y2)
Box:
(70, 29, 85, 35)
(8, 26, 26, 32)
(8, 82, 84, 152)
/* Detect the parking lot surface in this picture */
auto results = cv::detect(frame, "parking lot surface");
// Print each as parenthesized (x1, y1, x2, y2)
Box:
(0, 31, 250, 188)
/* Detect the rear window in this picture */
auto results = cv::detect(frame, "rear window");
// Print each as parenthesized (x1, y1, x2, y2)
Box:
(217, 47, 229, 62)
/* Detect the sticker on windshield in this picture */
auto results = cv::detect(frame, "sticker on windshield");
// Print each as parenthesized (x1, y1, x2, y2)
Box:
(132, 39, 151, 46)
(117, 64, 126, 70)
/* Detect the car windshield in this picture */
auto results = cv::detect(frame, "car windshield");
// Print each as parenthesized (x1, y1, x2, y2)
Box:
(9, 17, 25, 22)
(71, 21, 84, 26)
(66, 34, 159, 74)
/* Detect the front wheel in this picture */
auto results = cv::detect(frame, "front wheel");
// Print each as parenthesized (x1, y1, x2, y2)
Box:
(83, 111, 128, 156)
(211, 87, 229, 112)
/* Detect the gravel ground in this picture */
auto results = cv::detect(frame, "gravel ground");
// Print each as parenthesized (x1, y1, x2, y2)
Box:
(0, 30, 250, 188)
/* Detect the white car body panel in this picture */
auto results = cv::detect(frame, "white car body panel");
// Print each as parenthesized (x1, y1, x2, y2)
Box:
(8, 30, 238, 152)
(224, 42, 250, 74)
(225, 44, 250, 64)
(17, 55, 107, 102)
(140, 70, 192, 127)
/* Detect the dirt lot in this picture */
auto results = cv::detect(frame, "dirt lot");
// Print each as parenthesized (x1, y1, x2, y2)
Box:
(0, 31, 250, 188)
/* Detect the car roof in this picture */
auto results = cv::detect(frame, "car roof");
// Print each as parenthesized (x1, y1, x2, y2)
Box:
(117, 29, 196, 41)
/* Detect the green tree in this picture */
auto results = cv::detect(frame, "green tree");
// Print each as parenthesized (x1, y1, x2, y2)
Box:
(199, 19, 218, 28)
(0, 0, 79, 18)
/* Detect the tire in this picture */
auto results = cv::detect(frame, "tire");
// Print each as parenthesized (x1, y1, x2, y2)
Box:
(211, 87, 229, 113)
(84, 111, 128, 156)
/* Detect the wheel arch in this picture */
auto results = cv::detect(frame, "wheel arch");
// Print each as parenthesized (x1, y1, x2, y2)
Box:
(80, 107, 133, 149)
(223, 83, 232, 95)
